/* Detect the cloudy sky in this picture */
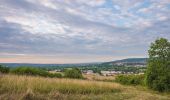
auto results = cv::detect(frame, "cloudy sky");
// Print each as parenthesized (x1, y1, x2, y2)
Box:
(0, 0, 170, 64)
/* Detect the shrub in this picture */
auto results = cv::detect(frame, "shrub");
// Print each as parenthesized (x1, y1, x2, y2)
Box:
(115, 74, 145, 86)
(10, 67, 62, 78)
(47, 73, 62, 78)
(64, 68, 83, 79)
(0, 65, 10, 73)
(10, 67, 48, 76)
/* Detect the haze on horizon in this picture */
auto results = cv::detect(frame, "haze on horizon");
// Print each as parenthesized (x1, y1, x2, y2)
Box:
(0, 0, 170, 64)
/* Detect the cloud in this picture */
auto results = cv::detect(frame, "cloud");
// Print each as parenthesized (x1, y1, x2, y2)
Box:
(112, 0, 143, 10)
(0, 0, 170, 63)
(75, 0, 106, 7)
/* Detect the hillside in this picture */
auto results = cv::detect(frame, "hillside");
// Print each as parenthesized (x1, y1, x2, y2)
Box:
(103, 58, 148, 66)
(111, 58, 148, 63)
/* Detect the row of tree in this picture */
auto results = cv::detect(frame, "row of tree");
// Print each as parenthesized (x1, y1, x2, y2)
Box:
(0, 65, 83, 79)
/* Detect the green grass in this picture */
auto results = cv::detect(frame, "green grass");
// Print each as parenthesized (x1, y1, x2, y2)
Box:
(0, 75, 169, 100)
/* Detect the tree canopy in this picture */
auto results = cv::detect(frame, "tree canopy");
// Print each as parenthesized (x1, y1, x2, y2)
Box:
(64, 68, 83, 79)
(146, 38, 170, 92)
(0, 65, 9, 73)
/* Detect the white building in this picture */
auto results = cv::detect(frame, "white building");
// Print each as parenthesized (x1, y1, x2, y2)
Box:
(101, 71, 122, 76)
(82, 70, 94, 74)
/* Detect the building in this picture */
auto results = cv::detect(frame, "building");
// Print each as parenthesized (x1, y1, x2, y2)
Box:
(101, 71, 122, 76)
(82, 70, 94, 74)
(54, 69, 61, 72)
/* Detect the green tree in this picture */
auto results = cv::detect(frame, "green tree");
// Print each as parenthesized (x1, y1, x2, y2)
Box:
(10, 67, 62, 78)
(0, 65, 9, 73)
(146, 38, 170, 92)
(64, 68, 83, 79)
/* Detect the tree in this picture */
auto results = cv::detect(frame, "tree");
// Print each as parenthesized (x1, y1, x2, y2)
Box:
(145, 38, 170, 92)
(10, 67, 62, 78)
(64, 68, 83, 79)
(0, 65, 9, 73)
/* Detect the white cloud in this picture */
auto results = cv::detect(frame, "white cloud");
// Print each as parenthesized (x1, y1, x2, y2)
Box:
(75, 0, 106, 7)
(0, 0, 170, 63)
(112, 0, 143, 10)
(4, 13, 70, 35)
(138, 8, 150, 13)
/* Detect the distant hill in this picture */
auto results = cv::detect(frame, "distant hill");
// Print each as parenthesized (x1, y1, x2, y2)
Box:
(111, 58, 148, 63)
(0, 62, 101, 68)
(0, 58, 148, 68)
(103, 58, 148, 66)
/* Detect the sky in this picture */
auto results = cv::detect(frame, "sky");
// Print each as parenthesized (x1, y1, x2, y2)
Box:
(0, 0, 170, 64)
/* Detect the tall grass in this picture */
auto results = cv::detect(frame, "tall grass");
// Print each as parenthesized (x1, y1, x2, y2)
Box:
(0, 75, 120, 95)
(0, 75, 169, 100)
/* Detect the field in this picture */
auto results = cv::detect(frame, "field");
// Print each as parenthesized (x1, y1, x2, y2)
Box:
(0, 74, 169, 100)
(83, 74, 116, 82)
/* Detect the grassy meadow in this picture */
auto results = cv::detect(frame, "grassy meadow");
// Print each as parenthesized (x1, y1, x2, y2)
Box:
(83, 74, 116, 82)
(0, 74, 169, 100)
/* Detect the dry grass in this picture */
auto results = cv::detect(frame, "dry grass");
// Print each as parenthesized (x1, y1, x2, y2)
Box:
(0, 74, 169, 100)
(83, 74, 116, 82)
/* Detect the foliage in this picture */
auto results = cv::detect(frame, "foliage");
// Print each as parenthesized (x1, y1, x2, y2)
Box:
(146, 38, 170, 92)
(10, 67, 48, 76)
(0, 65, 10, 73)
(10, 67, 62, 78)
(5, 63, 147, 74)
(47, 73, 62, 78)
(115, 74, 145, 85)
(80, 65, 146, 74)
(64, 68, 83, 79)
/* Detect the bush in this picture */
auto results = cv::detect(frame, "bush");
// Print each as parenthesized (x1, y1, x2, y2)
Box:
(47, 73, 62, 78)
(64, 68, 83, 79)
(10, 67, 48, 76)
(10, 67, 62, 78)
(0, 65, 10, 73)
(115, 74, 145, 86)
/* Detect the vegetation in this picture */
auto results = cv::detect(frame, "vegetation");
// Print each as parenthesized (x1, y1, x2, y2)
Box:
(2, 62, 146, 74)
(10, 67, 62, 78)
(0, 38, 169, 100)
(47, 72, 62, 78)
(146, 38, 170, 92)
(115, 38, 170, 92)
(0, 65, 9, 73)
(83, 74, 116, 82)
(64, 68, 83, 79)
(115, 74, 145, 85)
(0, 75, 169, 100)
